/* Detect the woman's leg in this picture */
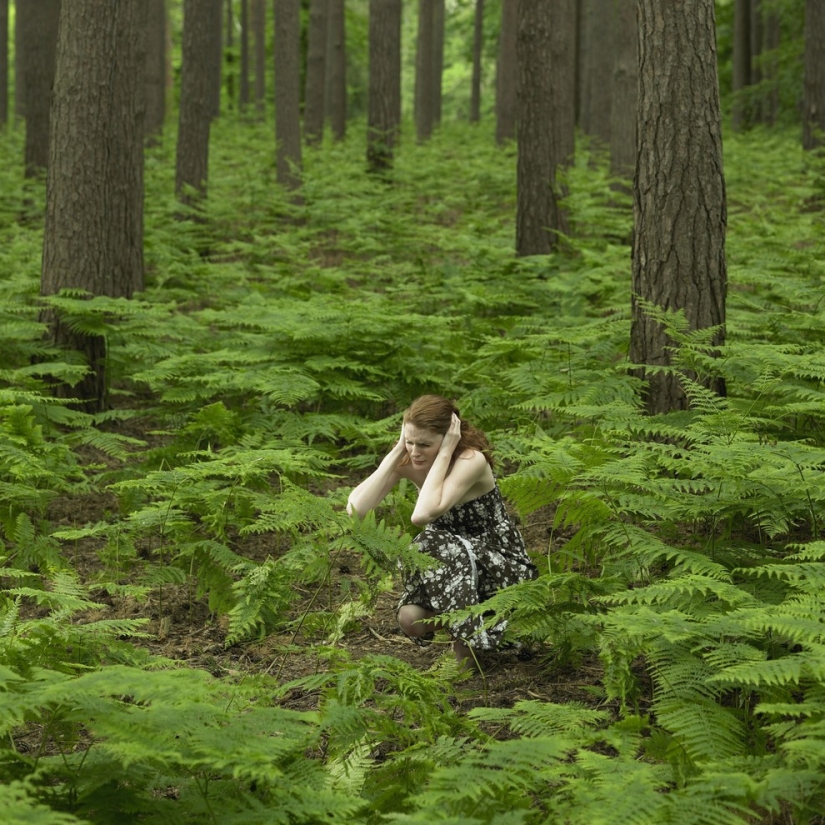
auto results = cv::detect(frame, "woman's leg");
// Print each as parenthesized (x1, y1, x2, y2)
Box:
(398, 603, 437, 639)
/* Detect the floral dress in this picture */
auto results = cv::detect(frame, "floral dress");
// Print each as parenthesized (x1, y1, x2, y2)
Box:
(398, 485, 537, 650)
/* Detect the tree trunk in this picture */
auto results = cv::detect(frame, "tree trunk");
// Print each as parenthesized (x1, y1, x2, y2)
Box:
(240, 0, 250, 109)
(0, 0, 7, 127)
(41, 0, 146, 411)
(551, 0, 576, 170)
(14, 4, 21, 119)
(579, 0, 612, 146)
(732, 0, 751, 131)
(516, 0, 567, 256)
(630, 0, 727, 415)
(803, 0, 825, 151)
(304, 0, 328, 145)
(253, 0, 266, 114)
(433, 0, 444, 126)
(325, 0, 346, 141)
(609, 0, 637, 180)
(225, 0, 235, 108)
(208, 0, 223, 119)
(415, 0, 435, 142)
(762, 8, 780, 126)
(274, 0, 302, 189)
(495, 0, 517, 144)
(20, 0, 60, 176)
(145, 0, 167, 142)
(470, 0, 484, 123)
(176, 0, 214, 205)
(367, 0, 402, 173)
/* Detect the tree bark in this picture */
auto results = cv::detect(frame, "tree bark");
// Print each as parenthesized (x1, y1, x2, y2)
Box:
(610, 0, 637, 180)
(803, 0, 825, 151)
(325, 0, 346, 141)
(304, 0, 328, 145)
(415, 0, 435, 142)
(516, 0, 567, 256)
(0, 0, 7, 127)
(579, 0, 612, 146)
(367, 0, 402, 173)
(13, 3, 21, 119)
(240, 0, 250, 109)
(470, 0, 484, 123)
(20, 0, 60, 176)
(225, 0, 235, 108)
(732, 0, 751, 131)
(762, 7, 780, 126)
(495, 0, 517, 144)
(41, 0, 146, 411)
(433, 0, 444, 126)
(145, 0, 167, 142)
(176, 0, 214, 205)
(630, 0, 727, 415)
(253, 0, 266, 114)
(552, 0, 576, 170)
(274, 0, 302, 189)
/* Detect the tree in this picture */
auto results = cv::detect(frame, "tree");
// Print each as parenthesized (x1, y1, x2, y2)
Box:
(304, 0, 329, 146)
(630, 0, 727, 415)
(803, 0, 825, 150)
(240, 0, 250, 109)
(274, 0, 302, 189)
(208, 0, 223, 119)
(433, 0, 444, 126)
(415, 0, 436, 142)
(732, 0, 751, 131)
(19, 0, 60, 176)
(495, 0, 517, 144)
(367, 0, 402, 172)
(0, 0, 7, 127)
(470, 0, 484, 123)
(609, 0, 637, 180)
(41, 0, 146, 411)
(325, 0, 347, 141)
(253, 0, 266, 114)
(578, 0, 612, 146)
(145, 0, 167, 142)
(176, 0, 214, 205)
(516, 0, 569, 256)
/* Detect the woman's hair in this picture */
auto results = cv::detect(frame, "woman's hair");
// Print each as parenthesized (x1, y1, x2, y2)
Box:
(398, 395, 494, 469)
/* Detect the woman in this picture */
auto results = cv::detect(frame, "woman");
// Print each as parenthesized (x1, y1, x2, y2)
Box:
(347, 395, 536, 666)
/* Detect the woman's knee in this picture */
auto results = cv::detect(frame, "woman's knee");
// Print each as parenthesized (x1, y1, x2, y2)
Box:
(398, 604, 435, 637)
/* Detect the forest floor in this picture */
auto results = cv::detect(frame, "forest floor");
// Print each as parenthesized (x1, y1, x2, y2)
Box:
(46, 458, 607, 716)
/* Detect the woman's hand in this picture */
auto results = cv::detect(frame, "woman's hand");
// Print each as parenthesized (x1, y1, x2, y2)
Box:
(439, 413, 462, 457)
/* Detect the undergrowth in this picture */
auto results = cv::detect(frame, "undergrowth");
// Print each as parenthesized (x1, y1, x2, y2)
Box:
(1, 115, 824, 822)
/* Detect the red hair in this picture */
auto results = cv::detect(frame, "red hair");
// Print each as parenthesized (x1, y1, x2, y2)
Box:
(398, 395, 494, 469)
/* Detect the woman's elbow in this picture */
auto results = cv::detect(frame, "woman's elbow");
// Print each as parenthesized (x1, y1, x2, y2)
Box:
(410, 510, 434, 527)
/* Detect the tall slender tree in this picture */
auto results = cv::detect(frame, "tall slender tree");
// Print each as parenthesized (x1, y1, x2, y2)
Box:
(145, 0, 167, 141)
(253, 0, 266, 114)
(274, 0, 302, 189)
(470, 0, 484, 123)
(578, 0, 612, 145)
(433, 0, 444, 126)
(732, 0, 751, 131)
(495, 0, 517, 144)
(415, 0, 435, 142)
(325, 0, 347, 141)
(304, 0, 329, 145)
(630, 0, 727, 415)
(176, 0, 214, 205)
(0, 0, 7, 127)
(240, 0, 250, 109)
(13, 5, 21, 119)
(609, 0, 637, 179)
(367, 0, 402, 172)
(41, 0, 146, 411)
(803, 0, 825, 150)
(20, 0, 60, 176)
(208, 0, 223, 119)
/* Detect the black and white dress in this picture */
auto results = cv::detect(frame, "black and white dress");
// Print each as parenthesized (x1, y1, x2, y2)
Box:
(398, 485, 537, 650)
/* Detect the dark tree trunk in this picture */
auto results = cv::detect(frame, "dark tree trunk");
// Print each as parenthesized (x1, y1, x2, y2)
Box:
(495, 0, 517, 144)
(240, 0, 250, 109)
(516, 0, 567, 256)
(609, 0, 636, 179)
(470, 0, 484, 123)
(630, 0, 727, 415)
(41, 0, 146, 412)
(0, 0, 7, 127)
(274, 0, 302, 189)
(732, 0, 751, 131)
(253, 0, 266, 114)
(20, 0, 60, 176)
(325, 0, 346, 141)
(762, 7, 780, 126)
(415, 0, 435, 142)
(208, 0, 223, 119)
(578, 0, 612, 146)
(176, 0, 214, 205)
(304, 0, 328, 145)
(803, 0, 825, 151)
(225, 0, 235, 108)
(14, 4, 21, 119)
(433, 0, 444, 126)
(551, 0, 576, 170)
(367, 0, 402, 173)
(145, 0, 167, 142)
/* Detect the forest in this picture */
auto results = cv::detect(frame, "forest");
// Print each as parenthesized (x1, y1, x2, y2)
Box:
(2, 0, 825, 822)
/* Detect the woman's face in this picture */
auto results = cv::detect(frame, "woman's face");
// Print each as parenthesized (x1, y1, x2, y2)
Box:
(403, 423, 443, 472)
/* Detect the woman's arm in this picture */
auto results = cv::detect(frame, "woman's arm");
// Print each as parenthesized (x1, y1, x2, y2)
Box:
(410, 415, 487, 526)
(346, 430, 406, 517)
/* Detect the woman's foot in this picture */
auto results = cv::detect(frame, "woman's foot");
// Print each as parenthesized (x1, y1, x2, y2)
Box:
(452, 639, 478, 671)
